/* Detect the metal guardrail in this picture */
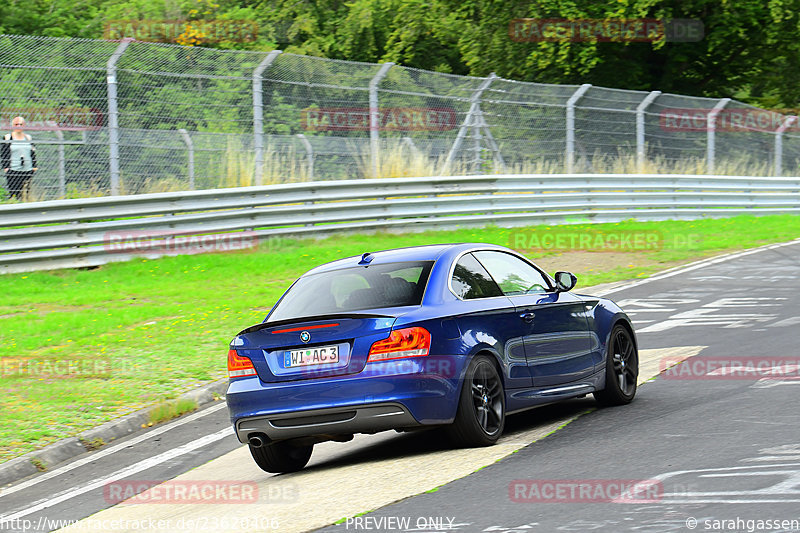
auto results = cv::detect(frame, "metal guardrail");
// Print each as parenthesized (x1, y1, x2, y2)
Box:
(2, 173, 799, 274)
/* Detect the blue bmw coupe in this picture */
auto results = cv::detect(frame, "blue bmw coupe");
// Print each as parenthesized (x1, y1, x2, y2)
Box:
(226, 243, 638, 473)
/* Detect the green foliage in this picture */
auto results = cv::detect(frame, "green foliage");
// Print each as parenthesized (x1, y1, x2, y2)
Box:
(2, 0, 800, 112)
(79, 436, 105, 450)
(0, 0, 108, 38)
(147, 398, 198, 425)
(247, 0, 800, 106)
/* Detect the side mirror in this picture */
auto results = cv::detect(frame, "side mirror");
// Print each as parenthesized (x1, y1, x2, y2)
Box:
(554, 271, 577, 292)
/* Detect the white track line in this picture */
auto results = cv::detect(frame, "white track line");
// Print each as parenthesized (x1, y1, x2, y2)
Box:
(0, 428, 232, 522)
(598, 238, 800, 296)
(0, 401, 229, 499)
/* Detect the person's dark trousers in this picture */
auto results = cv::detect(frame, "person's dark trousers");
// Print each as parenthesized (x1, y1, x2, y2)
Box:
(6, 170, 34, 200)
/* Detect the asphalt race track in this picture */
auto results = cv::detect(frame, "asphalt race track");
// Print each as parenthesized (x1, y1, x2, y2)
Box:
(1, 239, 799, 533)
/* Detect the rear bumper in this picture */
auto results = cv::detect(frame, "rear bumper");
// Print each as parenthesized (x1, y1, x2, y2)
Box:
(234, 402, 420, 444)
(226, 356, 469, 442)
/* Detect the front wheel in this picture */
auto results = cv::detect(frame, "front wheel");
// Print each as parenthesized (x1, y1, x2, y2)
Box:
(249, 440, 313, 473)
(594, 324, 638, 406)
(446, 355, 505, 446)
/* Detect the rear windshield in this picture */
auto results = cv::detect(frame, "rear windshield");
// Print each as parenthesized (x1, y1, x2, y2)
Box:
(266, 261, 434, 323)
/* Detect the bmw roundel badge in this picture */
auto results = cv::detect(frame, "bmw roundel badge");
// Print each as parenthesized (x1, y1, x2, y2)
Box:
(300, 331, 311, 343)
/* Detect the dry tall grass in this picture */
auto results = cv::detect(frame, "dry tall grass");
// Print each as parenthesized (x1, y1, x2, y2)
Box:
(5, 143, 785, 203)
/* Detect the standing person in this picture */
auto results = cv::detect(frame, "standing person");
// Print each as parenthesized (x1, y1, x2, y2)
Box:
(2, 116, 38, 200)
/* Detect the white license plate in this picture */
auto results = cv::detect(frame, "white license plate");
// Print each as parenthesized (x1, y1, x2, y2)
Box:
(284, 345, 340, 368)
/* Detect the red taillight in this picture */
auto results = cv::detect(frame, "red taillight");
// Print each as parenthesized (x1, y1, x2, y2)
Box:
(367, 327, 431, 362)
(228, 349, 257, 378)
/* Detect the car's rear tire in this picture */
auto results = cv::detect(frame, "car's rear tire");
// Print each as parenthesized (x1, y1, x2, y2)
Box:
(594, 324, 638, 406)
(249, 440, 313, 473)
(446, 355, 505, 447)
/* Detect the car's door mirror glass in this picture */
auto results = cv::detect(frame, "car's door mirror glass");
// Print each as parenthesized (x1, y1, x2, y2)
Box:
(554, 271, 578, 292)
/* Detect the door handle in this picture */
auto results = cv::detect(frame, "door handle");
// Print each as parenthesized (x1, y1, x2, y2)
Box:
(519, 312, 535, 323)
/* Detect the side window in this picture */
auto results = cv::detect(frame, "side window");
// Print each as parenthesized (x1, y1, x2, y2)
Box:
(451, 253, 504, 299)
(473, 251, 551, 296)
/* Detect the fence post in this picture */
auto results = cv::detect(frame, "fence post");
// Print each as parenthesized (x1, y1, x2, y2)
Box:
(106, 38, 132, 196)
(636, 91, 661, 172)
(445, 73, 498, 173)
(296, 133, 314, 180)
(253, 50, 282, 186)
(774, 116, 797, 177)
(565, 84, 591, 173)
(178, 129, 195, 189)
(48, 124, 67, 198)
(707, 98, 730, 174)
(369, 62, 394, 178)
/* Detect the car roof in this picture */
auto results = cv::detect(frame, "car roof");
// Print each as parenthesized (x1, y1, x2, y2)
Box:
(302, 242, 512, 276)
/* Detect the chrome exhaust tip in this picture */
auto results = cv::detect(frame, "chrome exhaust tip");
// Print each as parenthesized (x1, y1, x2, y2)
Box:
(248, 435, 267, 448)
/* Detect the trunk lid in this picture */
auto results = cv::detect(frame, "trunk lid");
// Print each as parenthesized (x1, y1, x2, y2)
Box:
(233, 314, 398, 382)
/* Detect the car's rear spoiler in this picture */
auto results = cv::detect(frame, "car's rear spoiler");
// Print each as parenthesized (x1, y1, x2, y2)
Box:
(236, 313, 395, 336)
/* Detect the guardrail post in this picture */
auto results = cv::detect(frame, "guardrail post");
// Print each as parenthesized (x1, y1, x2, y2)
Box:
(636, 91, 661, 172)
(566, 84, 592, 173)
(445, 73, 498, 174)
(774, 116, 798, 177)
(296, 133, 314, 180)
(707, 98, 730, 174)
(106, 38, 133, 196)
(178, 129, 195, 189)
(369, 62, 394, 178)
(253, 50, 282, 186)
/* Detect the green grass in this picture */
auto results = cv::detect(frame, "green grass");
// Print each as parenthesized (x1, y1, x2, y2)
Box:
(147, 398, 199, 426)
(1, 214, 799, 462)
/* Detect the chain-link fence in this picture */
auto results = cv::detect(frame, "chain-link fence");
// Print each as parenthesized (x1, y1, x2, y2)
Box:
(1, 33, 799, 201)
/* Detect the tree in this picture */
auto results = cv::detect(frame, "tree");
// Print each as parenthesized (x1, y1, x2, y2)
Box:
(2, 0, 800, 106)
